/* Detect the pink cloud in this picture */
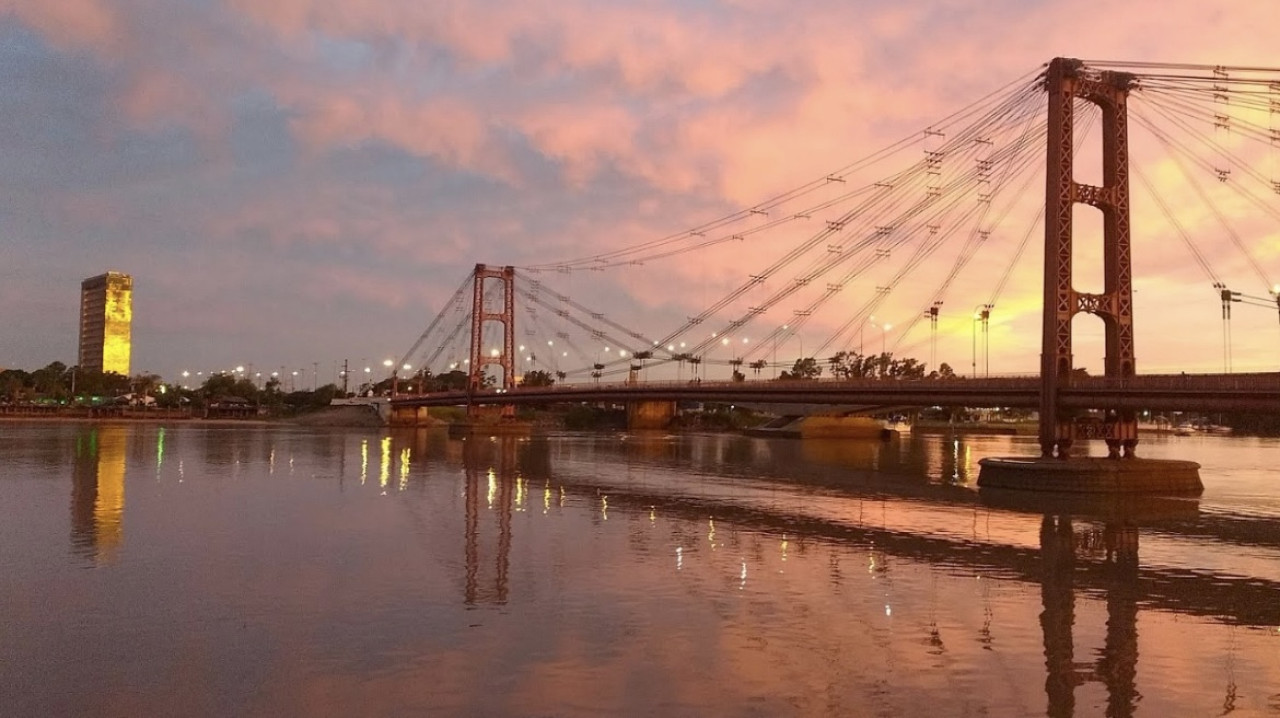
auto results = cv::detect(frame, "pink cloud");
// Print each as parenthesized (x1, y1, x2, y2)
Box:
(0, 0, 122, 54)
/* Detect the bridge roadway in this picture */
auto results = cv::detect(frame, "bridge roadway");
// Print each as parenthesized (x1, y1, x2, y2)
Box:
(394, 372, 1280, 413)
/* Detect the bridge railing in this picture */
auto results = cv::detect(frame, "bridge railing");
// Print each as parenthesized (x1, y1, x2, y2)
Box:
(393, 374, 1044, 399)
(393, 371, 1280, 400)
(1076, 372, 1280, 392)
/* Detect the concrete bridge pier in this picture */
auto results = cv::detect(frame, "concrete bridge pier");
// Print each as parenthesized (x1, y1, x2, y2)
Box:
(389, 404, 434, 427)
(627, 401, 676, 431)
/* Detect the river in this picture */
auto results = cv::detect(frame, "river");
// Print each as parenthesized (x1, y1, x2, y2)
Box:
(1, 421, 1278, 717)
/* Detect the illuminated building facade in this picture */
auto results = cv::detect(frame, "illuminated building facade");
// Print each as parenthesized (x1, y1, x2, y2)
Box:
(78, 272, 133, 375)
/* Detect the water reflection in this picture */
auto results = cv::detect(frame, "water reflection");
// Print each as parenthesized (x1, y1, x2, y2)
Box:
(1039, 515, 1140, 718)
(70, 425, 128, 562)
(463, 438, 515, 605)
(13, 425, 1280, 716)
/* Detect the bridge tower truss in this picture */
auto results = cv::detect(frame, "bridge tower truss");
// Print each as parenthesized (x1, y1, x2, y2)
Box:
(1040, 58, 1139, 459)
(469, 264, 516, 415)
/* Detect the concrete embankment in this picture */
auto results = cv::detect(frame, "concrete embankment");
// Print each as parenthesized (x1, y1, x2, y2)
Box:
(290, 405, 391, 428)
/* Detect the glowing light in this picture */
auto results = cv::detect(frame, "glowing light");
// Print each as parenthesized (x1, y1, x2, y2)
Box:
(490, 349, 500, 357)
(360, 439, 368, 485)
(676, 546, 683, 570)
(379, 436, 391, 492)
(383, 359, 393, 368)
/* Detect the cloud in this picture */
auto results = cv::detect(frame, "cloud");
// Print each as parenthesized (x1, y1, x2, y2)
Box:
(0, 0, 122, 54)
(2, 0, 1279, 377)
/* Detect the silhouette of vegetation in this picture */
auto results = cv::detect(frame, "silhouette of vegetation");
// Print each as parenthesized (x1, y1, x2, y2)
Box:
(521, 369, 556, 387)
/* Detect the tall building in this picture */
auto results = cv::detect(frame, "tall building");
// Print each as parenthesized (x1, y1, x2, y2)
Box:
(78, 272, 132, 375)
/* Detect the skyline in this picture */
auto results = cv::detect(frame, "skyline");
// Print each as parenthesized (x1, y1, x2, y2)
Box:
(3, 1, 1279, 382)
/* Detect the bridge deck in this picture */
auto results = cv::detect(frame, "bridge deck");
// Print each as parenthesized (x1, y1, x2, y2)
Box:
(392, 372, 1280, 413)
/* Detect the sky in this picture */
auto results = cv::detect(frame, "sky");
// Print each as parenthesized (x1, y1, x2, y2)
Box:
(2, 0, 1279, 384)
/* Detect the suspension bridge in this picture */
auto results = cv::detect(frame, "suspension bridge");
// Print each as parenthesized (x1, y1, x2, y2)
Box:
(386, 58, 1280, 470)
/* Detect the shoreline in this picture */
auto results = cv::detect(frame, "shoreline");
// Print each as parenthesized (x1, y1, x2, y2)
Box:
(0, 415, 276, 426)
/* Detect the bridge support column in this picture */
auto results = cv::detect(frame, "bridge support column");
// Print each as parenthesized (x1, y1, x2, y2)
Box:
(1039, 57, 1139, 459)
(627, 401, 676, 431)
(980, 58, 1200, 494)
(468, 264, 517, 420)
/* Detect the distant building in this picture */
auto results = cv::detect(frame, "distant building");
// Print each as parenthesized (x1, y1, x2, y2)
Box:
(78, 272, 132, 375)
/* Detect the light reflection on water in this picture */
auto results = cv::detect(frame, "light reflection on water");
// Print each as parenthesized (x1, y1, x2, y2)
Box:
(1, 422, 1279, 717)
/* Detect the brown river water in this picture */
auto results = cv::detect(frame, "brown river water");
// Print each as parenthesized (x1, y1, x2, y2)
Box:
(1, 421, 1278, 717)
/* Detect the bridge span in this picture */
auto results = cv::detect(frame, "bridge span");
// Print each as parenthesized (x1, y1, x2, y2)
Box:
(391, 371, 1280, 415)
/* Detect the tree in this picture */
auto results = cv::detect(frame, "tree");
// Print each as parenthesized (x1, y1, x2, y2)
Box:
(31, 362, 69, 397)
(132, 372, 162, 397)
(0, 369, 31, 401)
(75, 369, 131, 398)
(428, 370, 469, 391)
(201, 373, 259, 401)
(780, 357, 822, 380)
(521, 369, 555, 387)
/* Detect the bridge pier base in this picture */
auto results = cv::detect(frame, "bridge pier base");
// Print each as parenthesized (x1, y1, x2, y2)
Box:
(977, 457, 1201, 494)
(389, 405, 437, 427)
(627, 401, 676, 431)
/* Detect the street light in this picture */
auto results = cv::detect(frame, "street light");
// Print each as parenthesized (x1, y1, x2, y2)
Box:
(774, 326, 787, 378)
(927, 301, 942, 371)
(972, 308, 981, 378)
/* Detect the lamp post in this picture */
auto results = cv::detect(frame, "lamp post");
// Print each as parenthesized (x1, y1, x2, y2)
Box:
(775, 326, 787, 378)
(927, 301, 942, 372)
(980, 304, 992, 377)
(971, 307, 980, 378)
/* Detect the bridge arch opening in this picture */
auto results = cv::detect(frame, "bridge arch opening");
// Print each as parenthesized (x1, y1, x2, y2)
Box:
(1070, 313, 1106, 378)
(1071, 204, 1105, 296)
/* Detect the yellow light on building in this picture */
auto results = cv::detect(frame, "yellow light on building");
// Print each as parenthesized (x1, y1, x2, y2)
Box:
(78, 272, 133, 375)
